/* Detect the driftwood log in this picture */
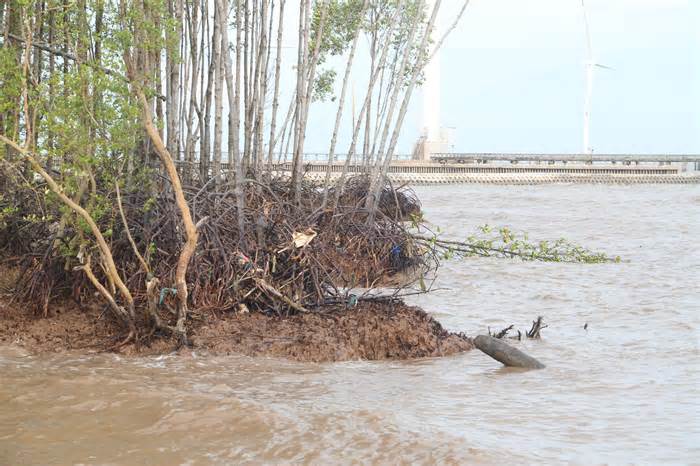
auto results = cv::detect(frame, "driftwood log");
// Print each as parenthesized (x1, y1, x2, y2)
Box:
(474, 335, 546, 369)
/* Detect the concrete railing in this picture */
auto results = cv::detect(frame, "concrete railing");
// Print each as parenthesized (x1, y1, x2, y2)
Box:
(173, 153, 700, 184)
(431, 153, 700, 163)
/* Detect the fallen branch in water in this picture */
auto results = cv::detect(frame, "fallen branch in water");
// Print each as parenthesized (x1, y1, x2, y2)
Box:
(412, 224, 620, 264)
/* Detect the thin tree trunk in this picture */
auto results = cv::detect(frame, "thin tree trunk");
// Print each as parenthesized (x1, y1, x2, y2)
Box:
(369, 52, 394, 162)
(201, 3, 220, 180)
(212, 0, 224, 180)
(366, 0, 442, 223)
(333, 6, 400, 202)
(0, 3, 5, 36)
(46, 4, 54, 167)
(367, 3, 423, 184)
(362, 22, 375, 167)
(266, 0, 284, 167)
(242, 0, 251, 168)
(1, 1, 21, 162)
(298, 0, 329, 152)
(289, 0, 308, 191)
(247, 0, 260, 169)
(252, 0, 269, 173)
(274, 95, 295, 164)
(154, 31, 164, 143)
(196, 0, 207, 179)
(220, 0, 246, 240)
(166, 0, 183, 159)
(320, 0, 368, 208)
(29, 1, 46, 151)
(184, 0, 201, 182)
(281, 111, 295, 163)
(291, 0, 328, 199)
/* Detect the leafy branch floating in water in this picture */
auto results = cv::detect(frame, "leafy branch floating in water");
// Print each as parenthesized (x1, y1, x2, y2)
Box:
(411, 223, 620, 264)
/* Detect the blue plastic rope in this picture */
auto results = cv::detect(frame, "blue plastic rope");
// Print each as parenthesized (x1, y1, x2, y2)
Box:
(159, 287, 178, 306)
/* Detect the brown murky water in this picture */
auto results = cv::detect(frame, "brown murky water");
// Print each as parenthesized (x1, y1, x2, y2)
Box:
(2, 185, 699, 465)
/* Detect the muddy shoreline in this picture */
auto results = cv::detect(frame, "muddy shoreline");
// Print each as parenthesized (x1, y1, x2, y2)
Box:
(0, 299, 473, 362)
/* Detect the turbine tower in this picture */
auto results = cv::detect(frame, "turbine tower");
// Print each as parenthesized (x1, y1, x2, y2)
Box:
(420, 0, 447, 160)
(581, 0, 611, 154)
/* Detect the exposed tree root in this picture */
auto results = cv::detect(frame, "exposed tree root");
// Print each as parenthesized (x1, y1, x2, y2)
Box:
(1, 174, 428, 344)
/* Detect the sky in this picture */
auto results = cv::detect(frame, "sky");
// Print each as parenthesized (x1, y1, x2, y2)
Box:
(299, 0, 699, 155)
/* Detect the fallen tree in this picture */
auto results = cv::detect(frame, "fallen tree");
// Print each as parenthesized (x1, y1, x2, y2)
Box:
(474, 335, 546, 370)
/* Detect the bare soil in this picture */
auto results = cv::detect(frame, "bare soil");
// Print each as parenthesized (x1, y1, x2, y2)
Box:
(0, 299, 472, 362)
(192, 302, 473, 362)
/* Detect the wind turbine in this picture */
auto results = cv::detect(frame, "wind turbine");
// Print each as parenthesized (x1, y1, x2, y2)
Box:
(421, 0, 442, 159)
(581, 0, 612, 155)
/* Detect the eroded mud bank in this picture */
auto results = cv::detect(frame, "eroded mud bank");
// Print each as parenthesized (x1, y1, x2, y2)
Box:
(0, 300, 472, 362)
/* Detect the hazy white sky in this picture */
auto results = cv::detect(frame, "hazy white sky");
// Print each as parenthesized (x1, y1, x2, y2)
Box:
(299, 0, 699, 154)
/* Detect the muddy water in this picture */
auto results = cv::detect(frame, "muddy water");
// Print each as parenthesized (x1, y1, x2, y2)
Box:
(2, 185, 699, 465)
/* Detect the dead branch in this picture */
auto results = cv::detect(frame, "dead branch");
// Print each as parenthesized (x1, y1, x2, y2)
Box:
(526, 316, 548, 339)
